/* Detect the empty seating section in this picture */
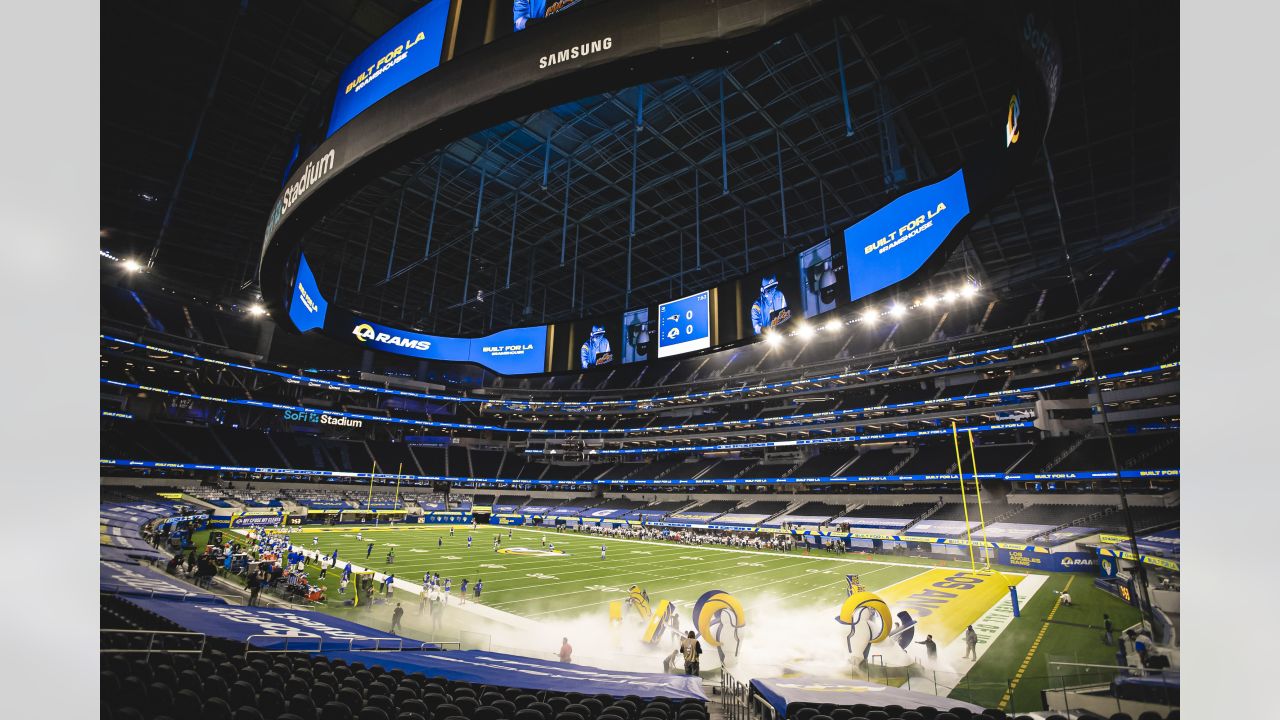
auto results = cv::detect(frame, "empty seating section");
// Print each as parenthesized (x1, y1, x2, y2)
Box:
(773, 501, 846, 525)
(540, 464, 586, 480)
(845, 449, 912, 476)
(1009, 437, 1082, 473)
(410, 446, 446, 475)
(966, 444, 1033, 473)
(214, 428, 289, 467)
(470, 450, 505, 477)
(446, 447, 470, 476)
(893, 445, 957, 475)
(789, 450, 857, 478)
(833, 503, 934, 529)
(101, 647, 711, 720)
(366, 441, 421, 475)
(700, 459, 757, 479)
(738, 461, 798, 479)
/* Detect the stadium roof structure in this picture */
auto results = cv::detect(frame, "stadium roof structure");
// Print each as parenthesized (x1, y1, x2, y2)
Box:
(102, 0, 1177, 337)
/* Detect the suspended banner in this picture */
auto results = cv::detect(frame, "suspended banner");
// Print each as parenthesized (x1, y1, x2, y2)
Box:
(100, 561, 224, 603)
(320, 649, 706, 700)
(122, 596, 424, 651)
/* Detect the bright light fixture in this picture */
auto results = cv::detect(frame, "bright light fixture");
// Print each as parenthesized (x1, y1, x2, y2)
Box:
(796, 322, 814, 339)
(960, 283, 978, 298)
(861, 308, 878, 324)
(889, 303, 906, 318)
(922, 295, 938, 308)
(942, 290, 958, 303)
(248, 304, 266, 316)
(122, 259, 142, 273)
(764, 330, 783, 345)
(824, 319, 842, 332)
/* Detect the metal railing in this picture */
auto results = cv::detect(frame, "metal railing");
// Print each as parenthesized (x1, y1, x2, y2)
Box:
(100, 629, 207, 659)
(719, 669, 753, 720)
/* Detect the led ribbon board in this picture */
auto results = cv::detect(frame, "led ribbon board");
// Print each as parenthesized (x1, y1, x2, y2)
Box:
(258, 0, 1060, 376)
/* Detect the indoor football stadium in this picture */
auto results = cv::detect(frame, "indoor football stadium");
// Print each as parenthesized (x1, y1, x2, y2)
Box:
(97, 1, 1183, 719)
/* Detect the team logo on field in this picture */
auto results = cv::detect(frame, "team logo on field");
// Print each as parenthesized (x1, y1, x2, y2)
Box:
(497, 547, 567, 557)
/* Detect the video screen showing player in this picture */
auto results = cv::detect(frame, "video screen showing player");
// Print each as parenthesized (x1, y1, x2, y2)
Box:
(798, 239, 846, 318)
(621, 307, 651, 363)
(750, 274, 793, 335)
(514, 0, 586, 31)
(580, 324, 614, 369)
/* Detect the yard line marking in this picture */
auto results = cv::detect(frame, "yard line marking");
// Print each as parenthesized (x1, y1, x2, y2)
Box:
(996, 576, 1074, 711)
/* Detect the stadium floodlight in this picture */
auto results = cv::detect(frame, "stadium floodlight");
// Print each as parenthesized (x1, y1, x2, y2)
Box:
(795, 322, 815, 339)
(960, 282, 979, 298)
(889, 303, 907, 318)
(122, 258, 142, 273)
(861, 308, 878, 324)
(824, 319, 842, 332)
(764, 330, 783, 345)
(922, 295, 938, 309)
(941, 290, 958, 303)
(248, 304, 267, 317)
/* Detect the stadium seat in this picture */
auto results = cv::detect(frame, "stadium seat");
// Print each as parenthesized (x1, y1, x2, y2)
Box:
(564, 703, 593, 718)
(796, 709, 820, 720)
(1137, 714, 1163, 720)
(830, 711, 854, 720)
(436, 703, 463, 718)
(530, 701, 556, 720)
(421, 693, 448, 711)
(399, 699, 430, 717)
(289, 693, 317, 720)
(516, 709, 546, 720)
(492, 699, 518, 718)
(231, 681, 259, 710)
(1107, 715, 1133, 720)
(311, 683, 334, 707)
(357, 708, 390, 720)
(321, 701, 353, 720)
(475, 705, 505, 720)
(396, 714, 425, 720)
(901, 713, 924, 720)
(947, 710, 973, 720)
(235, 708, 265, 720)
(147, 681, 176, 718)
(555, 712, 586, 720)
(204, 696, 234, 720)
(337, 687, 364, 715)
(455, 696, 480, 716)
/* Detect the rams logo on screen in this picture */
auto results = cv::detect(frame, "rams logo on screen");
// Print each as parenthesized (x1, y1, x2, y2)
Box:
(351, 323, 432, 351)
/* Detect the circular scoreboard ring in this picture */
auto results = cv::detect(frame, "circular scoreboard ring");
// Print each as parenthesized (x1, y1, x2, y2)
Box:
(260, 0, 1060, 375)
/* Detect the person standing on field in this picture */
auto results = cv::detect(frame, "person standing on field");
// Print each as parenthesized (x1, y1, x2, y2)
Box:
(391, 603, 404, 633)
(680, 631, 702, 675)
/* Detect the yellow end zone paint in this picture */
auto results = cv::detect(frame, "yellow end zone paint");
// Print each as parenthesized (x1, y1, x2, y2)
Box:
(876, 568, 1024, 648)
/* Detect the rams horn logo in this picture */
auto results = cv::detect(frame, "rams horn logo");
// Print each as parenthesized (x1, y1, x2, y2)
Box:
(352, 323, 375, 342)
(837, 591, 892, 644)
(1005, 93, 1021, 147)
(692, 590, 747, 649)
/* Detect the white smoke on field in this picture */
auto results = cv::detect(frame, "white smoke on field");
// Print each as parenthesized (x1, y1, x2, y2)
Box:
(393, 589, 938, 680)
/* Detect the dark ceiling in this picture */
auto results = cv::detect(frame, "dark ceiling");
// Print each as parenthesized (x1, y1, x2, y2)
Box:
(101, 0, 1178, 335)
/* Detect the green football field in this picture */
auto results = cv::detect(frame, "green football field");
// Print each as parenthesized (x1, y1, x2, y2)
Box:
(194, 523, 1141, 712)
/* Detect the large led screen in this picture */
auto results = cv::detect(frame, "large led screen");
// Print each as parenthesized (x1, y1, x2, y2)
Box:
(327, 1, 450, 137)
(658, 290, 712, 358)
(346, 317, 548, 374)
(842, 169, 970, 303)
(797, 239, 845, 318)
(620, 307, 651, 363)
(287, 252, 328, 333)
(468, 325, 550, 375)
(512, 0, 589, 32)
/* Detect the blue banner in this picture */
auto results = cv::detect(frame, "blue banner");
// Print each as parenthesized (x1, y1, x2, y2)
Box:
(327, 1, 449, 136)
(101, 561, 224, 602)
(288, 252, 329, 332)
(843, 169, 970, 303)
(751, 676, 982, 715)
(322, 649, 706, 700)
(123, 596, 424, 650)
